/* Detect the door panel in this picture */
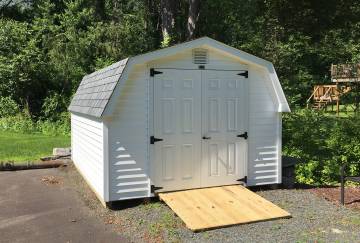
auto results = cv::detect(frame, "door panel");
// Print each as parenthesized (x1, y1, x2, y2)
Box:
(201, 70, 248, 187)
(153, 69, 248, 191)
(153, 69, 202, 191)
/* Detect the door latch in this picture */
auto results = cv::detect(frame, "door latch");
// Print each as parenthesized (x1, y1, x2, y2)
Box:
(150, 136, 163, 144)
(237, 132, 248, 140)
(202, 136, 211, 140)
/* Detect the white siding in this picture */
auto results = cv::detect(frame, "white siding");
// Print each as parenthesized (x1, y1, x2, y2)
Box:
(71, 113, 105, 200)
(105, 48, 281, 201)
(107, 65, 151, 201)
(247, 66, 281, 185)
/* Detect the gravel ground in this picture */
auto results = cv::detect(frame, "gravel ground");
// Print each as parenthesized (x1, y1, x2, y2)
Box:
(61, 164, 360, 243)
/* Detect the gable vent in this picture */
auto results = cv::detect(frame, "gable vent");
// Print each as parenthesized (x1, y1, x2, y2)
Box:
(192, 48, 208, 64)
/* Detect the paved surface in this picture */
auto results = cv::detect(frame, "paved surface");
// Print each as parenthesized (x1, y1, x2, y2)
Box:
(0, 168, 128, 243)
(2, 166, 360, 243)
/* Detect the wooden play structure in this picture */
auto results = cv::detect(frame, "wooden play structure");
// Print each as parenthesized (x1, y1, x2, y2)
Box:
(307, 64, 360, 114)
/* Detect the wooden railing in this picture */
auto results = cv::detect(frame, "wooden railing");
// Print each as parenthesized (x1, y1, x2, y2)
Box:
(307, 84, 352, 109)
(331, 64, 360, 82)
(307, 85, 339, 104)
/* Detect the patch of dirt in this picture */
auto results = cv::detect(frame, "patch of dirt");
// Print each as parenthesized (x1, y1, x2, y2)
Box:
(41, 175, 63, 185)
(309, 186, 360, 210)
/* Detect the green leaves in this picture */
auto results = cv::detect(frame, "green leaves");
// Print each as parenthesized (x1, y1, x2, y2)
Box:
(283, 110, 360, 185)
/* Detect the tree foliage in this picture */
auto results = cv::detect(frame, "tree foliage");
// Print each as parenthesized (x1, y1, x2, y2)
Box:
(1, 0, 360, 183)
(283, 110, 360, 184)
(1, 0, 359, 116)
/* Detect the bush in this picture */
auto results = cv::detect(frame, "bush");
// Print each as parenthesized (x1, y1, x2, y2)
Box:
(283, 109, 360, 185)
(0, 113, 37, 133)
(37, 112, 70, 136)
(41, 93, 69, 121)
(0, 111, 70, 136)
(0, 97, 20, 117)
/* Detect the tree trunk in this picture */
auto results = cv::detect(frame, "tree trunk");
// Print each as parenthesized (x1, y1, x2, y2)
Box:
(0, 0, 13, 15)
(94, 0, 106, 20)
(187, 0, 200, 40)
(160, 0, 176, 43)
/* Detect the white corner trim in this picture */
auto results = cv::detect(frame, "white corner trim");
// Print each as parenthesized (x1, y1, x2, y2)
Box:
(103, 121, 110, 202)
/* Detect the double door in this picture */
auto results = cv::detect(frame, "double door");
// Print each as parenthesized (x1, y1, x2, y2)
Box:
(152, 68, 248, 191)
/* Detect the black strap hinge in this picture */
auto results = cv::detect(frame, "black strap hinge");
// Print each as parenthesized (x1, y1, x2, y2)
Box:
(237, 132, 248, 140)
(237, 176, 247, 183)
(151, 185, 163, 193)
(150, 136, 163, 144)
(237, 71, 248, 78)
(150, 68, 163, 77)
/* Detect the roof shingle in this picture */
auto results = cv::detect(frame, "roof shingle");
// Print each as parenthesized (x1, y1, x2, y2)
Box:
(68, 58, 128, 117)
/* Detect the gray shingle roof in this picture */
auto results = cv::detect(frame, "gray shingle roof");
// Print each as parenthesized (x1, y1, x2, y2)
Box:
(68, 58, 128, 117)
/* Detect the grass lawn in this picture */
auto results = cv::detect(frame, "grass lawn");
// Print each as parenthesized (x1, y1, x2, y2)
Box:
(0, 131, 70, 163)
(323, 104, 357, 117)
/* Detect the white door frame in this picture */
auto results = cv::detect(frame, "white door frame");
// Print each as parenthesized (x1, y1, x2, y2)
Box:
(149, 67, 249, 193)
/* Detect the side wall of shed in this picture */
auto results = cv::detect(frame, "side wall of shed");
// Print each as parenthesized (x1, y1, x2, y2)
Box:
(247, 66, 281, 185)
(71, 113, 105, 201)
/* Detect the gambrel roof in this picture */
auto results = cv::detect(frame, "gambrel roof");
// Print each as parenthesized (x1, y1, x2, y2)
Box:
(68, 59, 128, 117)
(69, 37, 290, 117)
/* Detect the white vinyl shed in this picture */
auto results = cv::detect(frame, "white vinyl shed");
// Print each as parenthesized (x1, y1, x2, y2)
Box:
(68, 37, 290, 205)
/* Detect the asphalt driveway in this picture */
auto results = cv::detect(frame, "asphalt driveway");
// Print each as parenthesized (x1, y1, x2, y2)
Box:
(0, 168, 128, 243)
(2, 165, 360, 243)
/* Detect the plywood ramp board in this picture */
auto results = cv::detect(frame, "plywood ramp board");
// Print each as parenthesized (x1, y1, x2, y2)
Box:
(159, 185, 291, 231)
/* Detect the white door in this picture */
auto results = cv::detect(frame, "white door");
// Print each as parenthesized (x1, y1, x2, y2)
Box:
(152, 69, 248, 191)
(201, 70, 248, 187)
(153, 69, 202, 191)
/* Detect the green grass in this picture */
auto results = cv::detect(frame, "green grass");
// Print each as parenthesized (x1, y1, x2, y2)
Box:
(323, 104, 357, 117)
(0, 131, 70, 163)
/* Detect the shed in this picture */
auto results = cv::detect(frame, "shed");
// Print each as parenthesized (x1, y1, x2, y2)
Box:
(68, 37, 290, 206)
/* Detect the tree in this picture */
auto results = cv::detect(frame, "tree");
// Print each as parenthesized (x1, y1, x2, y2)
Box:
(186, 0, 200, 40)
(160, 0, 176, 46)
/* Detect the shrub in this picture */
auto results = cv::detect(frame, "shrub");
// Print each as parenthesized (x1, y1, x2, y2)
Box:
(0, 112, 36, 133)
(0, 97, 20, 117)
(41, 93, 69, 121)
(37, 112, 70, 136)
(0, 111, 70, 136)
(283, 110, 360, 185)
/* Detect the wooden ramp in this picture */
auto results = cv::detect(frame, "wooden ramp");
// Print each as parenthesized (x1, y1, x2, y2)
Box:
(159, 185, 291, 231)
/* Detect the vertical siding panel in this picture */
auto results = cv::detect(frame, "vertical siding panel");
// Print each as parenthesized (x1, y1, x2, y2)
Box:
(108, 66, 151, 201)
(247, 66, 280, 186)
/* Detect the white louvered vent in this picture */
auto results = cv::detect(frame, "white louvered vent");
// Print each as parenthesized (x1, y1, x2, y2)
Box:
(192, 48, 208, 64)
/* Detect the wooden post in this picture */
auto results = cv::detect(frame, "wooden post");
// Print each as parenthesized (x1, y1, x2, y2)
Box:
(356, 83, 360, 113)
(336, 82, 340, 117)
(341, 172, 345, 205)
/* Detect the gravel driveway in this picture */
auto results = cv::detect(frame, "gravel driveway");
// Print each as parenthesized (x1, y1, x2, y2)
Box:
(61, 163, 360, 243)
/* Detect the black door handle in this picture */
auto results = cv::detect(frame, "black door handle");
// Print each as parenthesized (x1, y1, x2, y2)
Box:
(237, 132, 248, 140)
(202, 136, 211, 140)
